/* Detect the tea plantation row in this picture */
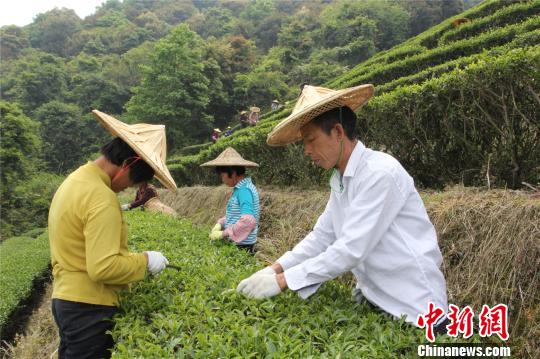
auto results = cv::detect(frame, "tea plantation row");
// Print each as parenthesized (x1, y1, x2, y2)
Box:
(0, 231, 50, 335)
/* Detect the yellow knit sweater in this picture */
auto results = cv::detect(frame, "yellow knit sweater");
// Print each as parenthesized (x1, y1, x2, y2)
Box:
(48, 162, 146, 306)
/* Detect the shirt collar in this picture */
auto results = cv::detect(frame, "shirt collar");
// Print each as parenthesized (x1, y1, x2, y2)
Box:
(86, 161, 112, 188)
(234, 176, 251, 189)
(343, 140, 366, 178)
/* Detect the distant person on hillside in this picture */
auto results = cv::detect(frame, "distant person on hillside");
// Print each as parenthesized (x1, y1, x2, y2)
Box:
(271, 99, 281, 111)
(48, 110, 177, 358)
(224, 126, 233, 137)
(122, 182, 177, 217)
(236, 85, 449, 334)
(239, 111, 249, 128)
(200, 147, 260, 254)
(248, 106, 260, 126)
(211, 128, 221, 143)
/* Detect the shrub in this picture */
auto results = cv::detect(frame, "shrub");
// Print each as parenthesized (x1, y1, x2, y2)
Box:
(439, 0, 540, 46)
(2, 172, 64, 238)
(358, 46, 540, 188)
(333, 16, 540, 90)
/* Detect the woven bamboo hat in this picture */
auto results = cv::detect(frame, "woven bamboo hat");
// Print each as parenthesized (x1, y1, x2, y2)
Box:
(200, 147, 259, 167)
(92, 110, 177, 190)
(266, 84, 374, 146)
(250, 106, 261, 113)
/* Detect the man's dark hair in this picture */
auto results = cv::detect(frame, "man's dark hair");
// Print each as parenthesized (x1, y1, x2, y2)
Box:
(311, 106, 357, 140)
(100, 137, 154, 184)
(215, 166, 246, 177)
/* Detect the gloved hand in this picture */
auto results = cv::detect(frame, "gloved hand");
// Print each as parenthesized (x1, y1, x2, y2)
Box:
(121, 203, 130, 211)
(145, 251, 169, 274)
(212, 223, 222, 232)
(236, 274, 281, 299)
(209, 230, 223, 240)
(254, 266, 276, 276)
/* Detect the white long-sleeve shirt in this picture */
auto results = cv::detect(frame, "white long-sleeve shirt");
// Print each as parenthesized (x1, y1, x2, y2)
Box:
(277, 141, 448, 326)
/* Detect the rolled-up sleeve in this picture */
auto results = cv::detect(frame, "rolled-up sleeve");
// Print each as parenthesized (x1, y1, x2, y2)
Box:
(284, 171, 407, 292)
(84, 204, 147, 285)
(277, 195, 336, 270)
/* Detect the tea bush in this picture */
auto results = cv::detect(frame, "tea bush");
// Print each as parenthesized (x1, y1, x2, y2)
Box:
(0, 233, 50, 332)
(439, 0, 540, 46)
(358, 46, 540, 188)
(112, 212, 474, 357)
(333, 16, 540, 90)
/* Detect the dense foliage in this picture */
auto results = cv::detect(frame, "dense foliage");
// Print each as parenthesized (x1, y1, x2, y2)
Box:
(112, 211, 472, 357)
(171, 0, 540, 189)
(0, 0, 470, 236)
(0, 0, 466, 155)
(0, 232, 50, 333)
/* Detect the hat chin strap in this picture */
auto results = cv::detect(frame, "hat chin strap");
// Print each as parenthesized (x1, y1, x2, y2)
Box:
(112, 156, 141, 186)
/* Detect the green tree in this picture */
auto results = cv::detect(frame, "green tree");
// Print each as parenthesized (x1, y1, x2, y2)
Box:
(0, 101, 41, 190)
(202, 37, 236, 128)
(2, 49, 68, 114)
(35, 101, 101, 173)
(317, 0, 410, 63)
(189, 7, 237, 38)
(67, 53, 130, 114)
(403, 0, 444, 36)
(277, 9, 319, 66)
(0, 101, 41, 236)
(133, 11, 171, 39)
(103, 41, 155, 91)
(154, 1, 197, 25)
(0, 25, 30, 60)
(442, 0, 465, 20)
(27, 8, 82, 56)
(125, 24, 212, 150)
(233, 67, 289, 111)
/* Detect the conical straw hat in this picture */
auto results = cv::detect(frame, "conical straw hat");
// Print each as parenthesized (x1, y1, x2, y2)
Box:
(266, 84, 374, 146)
(92, 110, 177, 190)
(200, 147, 259, 167)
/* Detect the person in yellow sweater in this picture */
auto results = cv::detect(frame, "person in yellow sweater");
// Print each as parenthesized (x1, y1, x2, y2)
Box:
(48, 110, 177, 358)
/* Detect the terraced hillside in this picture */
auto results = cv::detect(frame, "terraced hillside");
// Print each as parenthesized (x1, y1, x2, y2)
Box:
(169, 0, 540, 189)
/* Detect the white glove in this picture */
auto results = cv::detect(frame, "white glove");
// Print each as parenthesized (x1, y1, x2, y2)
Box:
(145, 251, 169, 274)
(254, 266, 276, 276)
(237, 274, 281, 299)
(121, 204, 130, 211)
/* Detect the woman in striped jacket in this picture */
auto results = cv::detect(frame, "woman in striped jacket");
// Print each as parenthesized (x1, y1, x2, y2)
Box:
(201, 147, 260, 253)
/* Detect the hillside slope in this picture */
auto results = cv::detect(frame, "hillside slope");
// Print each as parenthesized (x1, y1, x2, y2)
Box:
(169, 0, 540, 189)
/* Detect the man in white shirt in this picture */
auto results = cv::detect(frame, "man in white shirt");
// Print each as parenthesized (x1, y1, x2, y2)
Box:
(236, 84, 448, 329)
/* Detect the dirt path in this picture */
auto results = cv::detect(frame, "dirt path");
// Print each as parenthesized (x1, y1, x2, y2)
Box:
(1, 284, 58, 359)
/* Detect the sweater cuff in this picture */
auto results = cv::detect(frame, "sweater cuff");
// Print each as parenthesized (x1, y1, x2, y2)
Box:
(223, 215, 256, 243)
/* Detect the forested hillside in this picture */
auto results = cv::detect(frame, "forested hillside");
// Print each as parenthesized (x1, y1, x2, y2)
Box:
(0, 0, 474, 238)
